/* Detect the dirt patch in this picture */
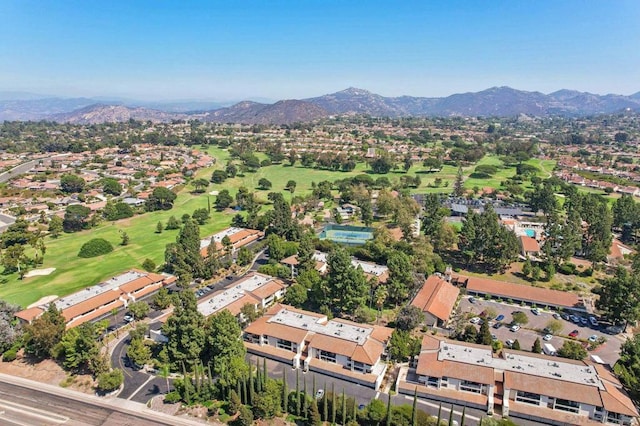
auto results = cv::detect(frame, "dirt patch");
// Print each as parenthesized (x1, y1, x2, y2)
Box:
(27, 294, 58, 309)
(0, 351, 95, 394)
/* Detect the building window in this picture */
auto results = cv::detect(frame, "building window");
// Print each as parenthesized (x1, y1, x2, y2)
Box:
(277, 339, 293, 352)
(427, 377, 439, 388)
(554, 398, 580, 414)
(515, 391, 541, 406)
(319, 350, 336, 363)
(351, 361, 371, 373)
(460, 380, 483, 394)
(606, 411, 631, 425)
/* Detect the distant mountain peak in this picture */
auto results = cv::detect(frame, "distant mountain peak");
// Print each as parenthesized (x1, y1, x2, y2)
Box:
(337, 87, 372, 96)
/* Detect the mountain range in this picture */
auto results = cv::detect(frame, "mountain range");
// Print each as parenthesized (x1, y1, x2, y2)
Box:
(2, 86, 640, 124)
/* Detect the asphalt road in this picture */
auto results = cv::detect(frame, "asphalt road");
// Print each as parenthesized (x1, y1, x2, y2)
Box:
(457, 296, 624, 364)
(0, 380, 181, 426)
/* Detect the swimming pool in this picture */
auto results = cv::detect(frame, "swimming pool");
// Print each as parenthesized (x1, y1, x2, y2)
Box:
(524, 229, 536, 237)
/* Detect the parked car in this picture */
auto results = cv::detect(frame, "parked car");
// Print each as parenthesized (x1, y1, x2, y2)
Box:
(543, 327, 553, 335)
(315, 389, 325, 399)
(469, 297, 476, 304)
(552, 313, 561, 320)
(510, 324, 521, 332)
(495, 314, 505, 321)
(543, 334, 553, 341)
(580, 317, 588, 326)
(491, 334, 498, 341)
(570, 315, 580, 323)
(569, 330, 579, 338)
(470, 317, 481, 324)
(505, 339, 515, 348)
(493, 322, 503, 329)
(561, 313, 570, 321)
(531, 308, 540, 315)
(589, 317, 598, 327)
(588, 335, 599, 343)
(123, 313, 134, 323)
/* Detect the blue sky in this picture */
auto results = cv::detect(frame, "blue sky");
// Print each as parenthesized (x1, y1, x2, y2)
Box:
(1, 0, 639, 101)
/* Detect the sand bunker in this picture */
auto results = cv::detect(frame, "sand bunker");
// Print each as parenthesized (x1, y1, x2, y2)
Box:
(24, 267, 56, 278)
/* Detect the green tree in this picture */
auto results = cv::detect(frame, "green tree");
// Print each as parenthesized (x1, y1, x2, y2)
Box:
(545, 319, 563, 335)
(102, 178, 122, 196)
(63, 204, 91, 232)
(161, 291, 205, 369)
(387, 330, 420, 362)
(166, 215, 181, 230)
(191, 178, 209, 193)
(48, 215, 63, 238)
(512, 339, 521, 350)
(23, 304, 66, 358)
(512, 312, 529, 325)
(215, 189, 233, 210)
(120, 230, 130, 246)
(236, 246, 253, 266)
(386, 251, 414, 305)
(285, 180, 297, 193)
(153, 288, 172, 309)
(236, 405, 254, 426)
(192, 208, 210, 225)
(326, 246, 368, 314)
(258, 178, 272, 190)
(156, 221, 164, 234)
(146, 187, 177, 211)
(477, 320, 493, 345)
(127, 335, 151, 366)
(285, 284, 308, 307)
(60, 174, 86, 193)
(453, 165, 464, 197)
(596, 266, 640, 327)
(128, 301, 150, 320)
(615, 334, 640, 402)
(96, 369, 124, 393)
(204, 310, 247, 386)
(53, 322, 99, 372)
(395, 305, 425, 331)
(557, 340, 588, 360)
(532, 337, 542, 354)
(141, 258, 156, 272)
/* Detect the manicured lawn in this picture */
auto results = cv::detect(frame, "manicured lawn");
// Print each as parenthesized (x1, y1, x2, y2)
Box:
(0, 147, 558, 307)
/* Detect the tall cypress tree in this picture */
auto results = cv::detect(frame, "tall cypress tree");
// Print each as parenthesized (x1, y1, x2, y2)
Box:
(322, 381, 328, 422)
(341, 389, 346, 426)
(248, 364, 254, 405)
(437, 402, 442, 424)
(386, 393, 392, 426)
(282, 368, 288, 412)
(255, 359, 262, 393)
(461, 406, 466, 426)
(303, 376, 308, 418)
(331, 383, 336, 425)
(448, 404, 454, 426)
(263, 357, 268, 388)
(296, 368, 301, 416)
(411, 387, 418, 426)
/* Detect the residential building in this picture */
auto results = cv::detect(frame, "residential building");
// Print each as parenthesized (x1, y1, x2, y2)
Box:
(199, 227, 264, 257)
(15, 270, 174, 329)
(280, 251, 388, 282)
(244, 304, 393, 390)
(411, 275, 460, 327)
(197, 272, 286, 319)
(519, 235, 542, 258)
(456, 275, 584, 312)
(398, 335, 638, 425)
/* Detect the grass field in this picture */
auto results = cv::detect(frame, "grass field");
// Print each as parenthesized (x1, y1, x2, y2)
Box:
(0, 147, 558, 307)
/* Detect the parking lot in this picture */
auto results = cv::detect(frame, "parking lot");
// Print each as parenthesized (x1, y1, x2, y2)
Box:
(457, 296, 623, 365)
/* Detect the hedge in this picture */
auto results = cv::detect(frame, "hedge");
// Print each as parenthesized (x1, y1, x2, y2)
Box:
(78, 238, 114, 258)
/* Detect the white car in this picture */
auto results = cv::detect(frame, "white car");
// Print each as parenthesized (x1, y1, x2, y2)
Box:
(543, 334, 553, 341)
(510, 324, 520, 332)
(505, 339, 515, 347)
(123, 313, 134, 323)
(588, 335, 599, 343)
(531, 308, 540, 315)
(470, 317, 481, 324)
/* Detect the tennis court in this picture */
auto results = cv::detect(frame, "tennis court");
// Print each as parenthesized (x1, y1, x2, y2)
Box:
(319, 225, 374, 246)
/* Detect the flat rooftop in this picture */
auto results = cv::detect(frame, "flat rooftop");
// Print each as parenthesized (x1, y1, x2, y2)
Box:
(312, 252, 387, 276)
(198, 273, 273, 317)
(269, 307, 373, 345)
(200, 227, 244, 250)
(438, 341, 603, 390)
(53, 270, 146, 311)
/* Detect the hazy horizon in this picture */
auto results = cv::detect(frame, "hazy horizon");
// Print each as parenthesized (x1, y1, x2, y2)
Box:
(2, 1, 639, 101)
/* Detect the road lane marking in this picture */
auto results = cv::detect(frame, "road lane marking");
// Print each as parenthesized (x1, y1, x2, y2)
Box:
(403, 395, 480, 421)
(0, 398, 69, 423)
(127, 375, 154, 400)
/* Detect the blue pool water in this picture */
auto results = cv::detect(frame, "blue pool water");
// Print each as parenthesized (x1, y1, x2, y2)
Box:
(524, 229, 535, 237)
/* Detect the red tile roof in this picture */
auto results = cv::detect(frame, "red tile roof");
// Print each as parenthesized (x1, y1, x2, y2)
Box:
(411, 275, 460, 322)
(463, 275, 580, 308)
